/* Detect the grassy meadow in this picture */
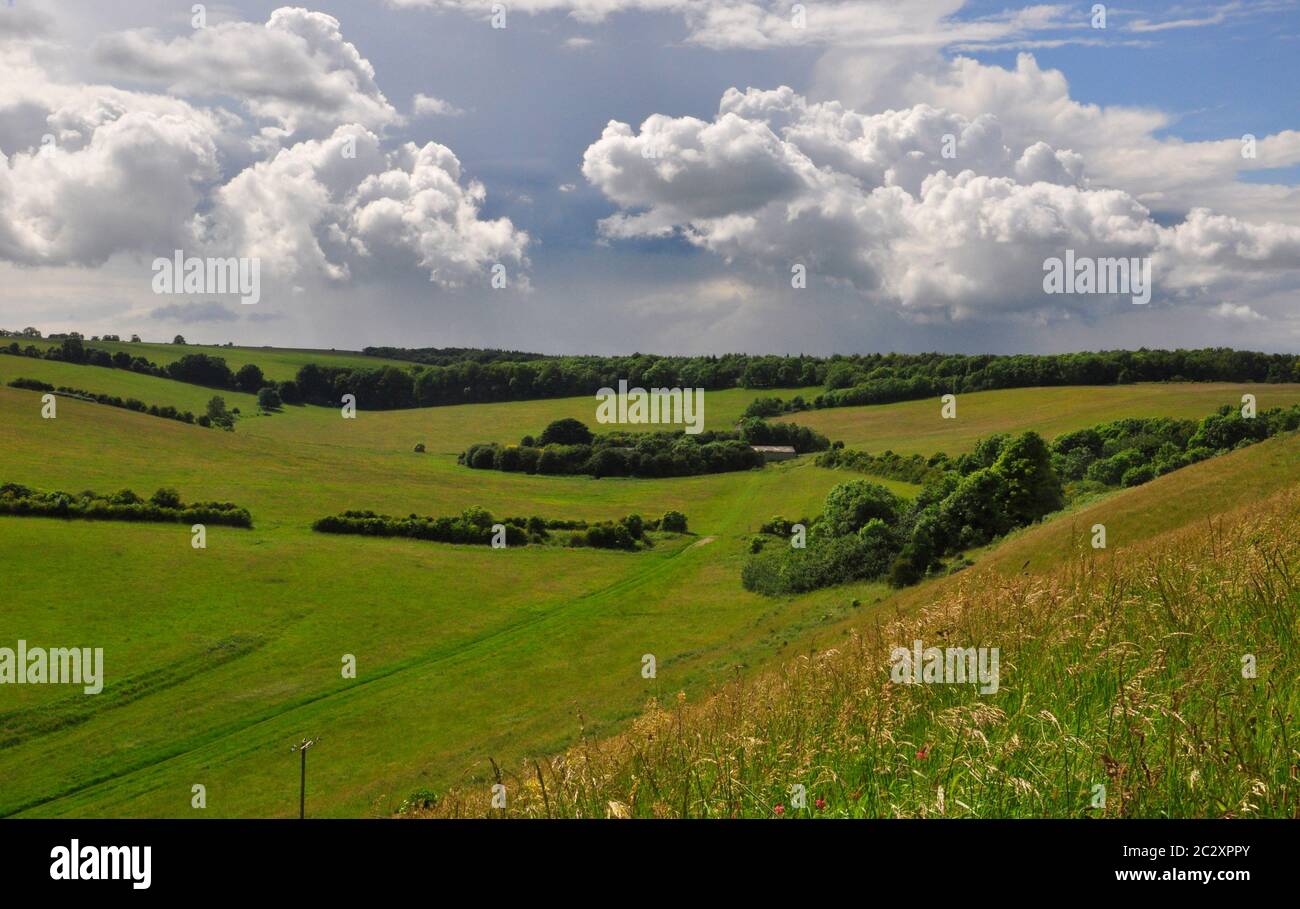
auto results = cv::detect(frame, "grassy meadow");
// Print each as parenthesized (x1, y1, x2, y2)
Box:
(16, 338, 417, 382)
(0, 353, 1296, 818)
(420, 478, 1299, 818)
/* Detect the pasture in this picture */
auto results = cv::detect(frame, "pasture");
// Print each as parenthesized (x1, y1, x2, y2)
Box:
(1, 358, 1296, 817)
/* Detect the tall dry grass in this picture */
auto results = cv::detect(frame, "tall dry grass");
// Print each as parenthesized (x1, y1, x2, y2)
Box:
(411, 489, 1299, 818)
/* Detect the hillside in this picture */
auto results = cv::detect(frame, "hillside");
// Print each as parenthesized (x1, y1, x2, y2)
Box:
(789, 382, 1300, 453)
(15, 339, 415, 382)
(412, 442, 1300, 818)
(1, 356, 1296, 817)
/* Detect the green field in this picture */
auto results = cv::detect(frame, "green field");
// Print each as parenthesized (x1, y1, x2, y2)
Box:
(1, 358, 1296, 817)
(789, 382, 1300, 453)
(14, 339, 417, 382)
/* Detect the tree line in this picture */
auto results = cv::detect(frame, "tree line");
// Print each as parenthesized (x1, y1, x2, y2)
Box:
(9, 337, 1298, 415)
(746, 401, 1300, 596)
(6, 378, 226, 429)
(460, 418, 830, 479)
(312, 505, 688, 550)
(747, 348, 1300, 416)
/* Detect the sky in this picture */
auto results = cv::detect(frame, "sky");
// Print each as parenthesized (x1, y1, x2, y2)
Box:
(0, 0, 1297, 355)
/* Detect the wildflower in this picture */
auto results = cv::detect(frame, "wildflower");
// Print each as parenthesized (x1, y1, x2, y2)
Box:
(773, 804, 785, 816)
(815, 798, 826, 811)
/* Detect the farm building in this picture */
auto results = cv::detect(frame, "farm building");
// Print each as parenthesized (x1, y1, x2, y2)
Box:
(750, 445, 798, 462)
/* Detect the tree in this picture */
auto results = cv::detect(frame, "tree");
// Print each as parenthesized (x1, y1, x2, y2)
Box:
(130, 334, 141, 343)
(539, 418, 594, 446)
(168, 353, 234, 388)
(257, 386, 282, 411)
(150, 488, 182, 509)
(59, 337, 87, 364)
(991, 432, 1063, 525)
(206, 395, 233, 429)
(661, 511, 688, 533)
(820, 480, 905, 536)
(173, 335, 186, 345)
(235, 363, 266, 393)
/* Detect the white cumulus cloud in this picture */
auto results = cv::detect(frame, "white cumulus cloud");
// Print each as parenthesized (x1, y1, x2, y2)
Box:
(582, 86, 1300, 322)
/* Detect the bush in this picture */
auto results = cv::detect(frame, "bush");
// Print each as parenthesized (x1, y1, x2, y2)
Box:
(7, 378, 54, 392)
(236, 363, 266, 394)
(888, 555, 924, 588)
(1121, 464, 1156, 487)
(1085, 448, 1144, 486)
(257, 386, 282, 411)
(661, 511, 688, 533)
(539, 418, 594, 446)
(206, 395, 234, 430)
(821, 480, 905, 536)
(150, 488, 182, 508)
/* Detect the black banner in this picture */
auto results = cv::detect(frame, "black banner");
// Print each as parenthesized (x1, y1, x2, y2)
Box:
(0, 819, 1287, 894)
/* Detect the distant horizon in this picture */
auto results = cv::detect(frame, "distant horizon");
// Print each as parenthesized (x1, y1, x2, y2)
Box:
(2, 2, 1298, 354)
(9, 330, 1300, 361)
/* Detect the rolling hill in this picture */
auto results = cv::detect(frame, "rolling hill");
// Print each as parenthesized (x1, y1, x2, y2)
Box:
(1, 351, 1296, 817)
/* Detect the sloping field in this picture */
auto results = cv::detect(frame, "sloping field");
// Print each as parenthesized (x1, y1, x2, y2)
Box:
(417, 445, 1300, 818)
(16, 339, 415, 382)
(1, 363, 1295, 817)
(789, 383, 1300, 454)
(0, 382, 867, 817)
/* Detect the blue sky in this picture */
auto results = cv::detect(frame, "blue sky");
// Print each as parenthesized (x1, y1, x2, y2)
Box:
(0, 0, 1297, 354)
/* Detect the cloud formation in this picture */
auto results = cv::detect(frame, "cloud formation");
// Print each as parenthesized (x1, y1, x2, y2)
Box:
(204, 126, 529, 286)
(0, 7, 526, 288)
(582, 86, 1300, 322)
(92, 8, 402, 143)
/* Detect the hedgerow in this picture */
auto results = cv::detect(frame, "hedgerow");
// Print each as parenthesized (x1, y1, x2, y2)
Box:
(0, 484, 252, 527)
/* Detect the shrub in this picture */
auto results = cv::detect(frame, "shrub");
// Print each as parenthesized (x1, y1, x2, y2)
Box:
(1121, 464, 1156, 487)
(236, 363, 266, 393)
(661, 511, 688, 533)
(414, 443, 426, 453)
(257, 386, 282, 411)
(7, 378, 54, 392)
(206, 395, 234, 430)
(888, 555, 924, 588)
(150, 488, 182, 508)
(821, 481, 905, 536)
(539, 418, 594, 446)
